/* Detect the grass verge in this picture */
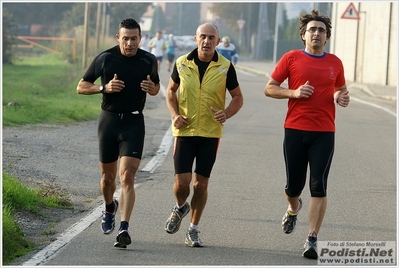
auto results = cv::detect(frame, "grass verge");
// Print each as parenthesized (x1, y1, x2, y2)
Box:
(2, 172, 72, 265)
(2, 53, 102, 126)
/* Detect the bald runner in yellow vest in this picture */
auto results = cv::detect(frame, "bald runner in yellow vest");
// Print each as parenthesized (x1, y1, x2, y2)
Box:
(164, 23, 243, 247)
(172, 49, 230, 137)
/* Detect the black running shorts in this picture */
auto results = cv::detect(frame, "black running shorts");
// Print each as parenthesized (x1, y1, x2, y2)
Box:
(97, 110, 145, 163)
(283, 128, 335, 198)
(173, 136, 220, 178)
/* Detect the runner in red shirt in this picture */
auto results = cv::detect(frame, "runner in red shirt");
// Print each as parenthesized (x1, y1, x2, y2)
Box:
(264, 9, 350, 259)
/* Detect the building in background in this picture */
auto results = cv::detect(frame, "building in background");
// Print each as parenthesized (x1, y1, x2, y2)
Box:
(331, 2, 396, 86)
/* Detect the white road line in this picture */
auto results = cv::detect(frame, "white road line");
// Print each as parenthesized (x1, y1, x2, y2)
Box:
(351, 97, 397, 117)
(141, 125, 173, 173)
(159, 82, 167, 98)
(22, 203, 106, 266)
(23, 91, 174, 266)
(236, 69, 256, 76)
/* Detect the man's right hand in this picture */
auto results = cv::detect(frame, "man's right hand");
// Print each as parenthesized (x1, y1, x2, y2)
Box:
(105, 74, 125, 93)
(294, 81, 314, 99)
(173, 115, 189, 129)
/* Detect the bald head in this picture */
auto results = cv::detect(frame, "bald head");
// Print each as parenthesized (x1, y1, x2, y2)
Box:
(194, 23, 220, 62)
(196, 23, 219, 36)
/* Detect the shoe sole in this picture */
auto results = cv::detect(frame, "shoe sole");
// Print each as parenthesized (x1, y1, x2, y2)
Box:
(114, 242, 127, 249)
(113, 231, 131, 248)
(166, 222, 184, 234)
(117, 231, 132, 246)
(303, 248, 318, 259)
(185, 239, 203, 247)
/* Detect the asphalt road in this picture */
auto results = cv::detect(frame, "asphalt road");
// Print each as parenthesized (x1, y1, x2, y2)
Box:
(20, 53, 396, 266)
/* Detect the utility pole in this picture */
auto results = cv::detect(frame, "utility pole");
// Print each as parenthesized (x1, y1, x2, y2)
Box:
(255, 3, 263, 60)
(95, 2, 102, 55)
(273, 3, 280, 64)
(246, 4, 252, 55)
(178, 2, 182, 35)
(255, 3, 269, 60)
(101, 3, 106, 43)
(237, 16, 245, 49)
(82, 2, 90, 69)
(105, 3, 110, 38)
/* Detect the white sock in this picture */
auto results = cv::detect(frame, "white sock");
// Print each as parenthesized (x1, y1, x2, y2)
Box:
(189, 223, 198, 230)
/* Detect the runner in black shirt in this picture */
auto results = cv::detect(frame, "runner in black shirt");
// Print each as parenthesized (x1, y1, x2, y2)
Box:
(77, 18, 160, 248)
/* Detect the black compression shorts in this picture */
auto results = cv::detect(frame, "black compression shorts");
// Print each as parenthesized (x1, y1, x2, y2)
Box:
(173, 136, 220, 178)
(97, 110, 145, 163)
(283, 128, 335, 198)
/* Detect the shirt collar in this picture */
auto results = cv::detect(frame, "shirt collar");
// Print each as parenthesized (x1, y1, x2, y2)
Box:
(187, 48, 219, 62)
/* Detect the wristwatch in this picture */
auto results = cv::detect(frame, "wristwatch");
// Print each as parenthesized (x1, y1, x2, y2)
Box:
(99, 84, 105, 93)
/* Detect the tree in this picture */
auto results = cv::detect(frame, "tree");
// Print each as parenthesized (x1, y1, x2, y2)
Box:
(59, 3, 91, 35)
(164, 3, 200, 35)
(150, 5, 167, 33)
(59, 3, 151, 35)
(210, 3, 261, 54)
(109, 3, 151, 34)
(283, 18, 300, 41)
(179, 3, 201, 35)
(3, 3, 74, 26)
(211, 3, 254, 34)
(3, 10, 17, 64)
(4, 3, 151, 37)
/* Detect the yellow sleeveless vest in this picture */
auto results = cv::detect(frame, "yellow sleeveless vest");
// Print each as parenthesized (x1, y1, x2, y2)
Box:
(173, 52, 230, 138)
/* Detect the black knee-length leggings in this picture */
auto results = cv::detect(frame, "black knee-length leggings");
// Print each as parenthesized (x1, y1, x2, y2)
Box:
(283, 128, 335, 198)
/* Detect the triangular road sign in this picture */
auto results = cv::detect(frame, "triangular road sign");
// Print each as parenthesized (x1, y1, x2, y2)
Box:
(341, 2, 360, 20)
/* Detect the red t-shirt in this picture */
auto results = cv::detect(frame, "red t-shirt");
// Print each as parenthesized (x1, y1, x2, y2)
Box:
(271, 49, 346, 132)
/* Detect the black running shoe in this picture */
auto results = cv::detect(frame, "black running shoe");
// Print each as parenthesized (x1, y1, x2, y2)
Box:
(114, 230, 131, 248)
(281, 198, 302, 234)
(101, 199, 118, 234)
(303, 236, 318, 259)
(113, 242, 126, 249)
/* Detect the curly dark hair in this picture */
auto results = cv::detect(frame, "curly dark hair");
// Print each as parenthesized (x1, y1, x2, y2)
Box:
(299, 9, 331, 45)
(118, 18, 141, 35)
